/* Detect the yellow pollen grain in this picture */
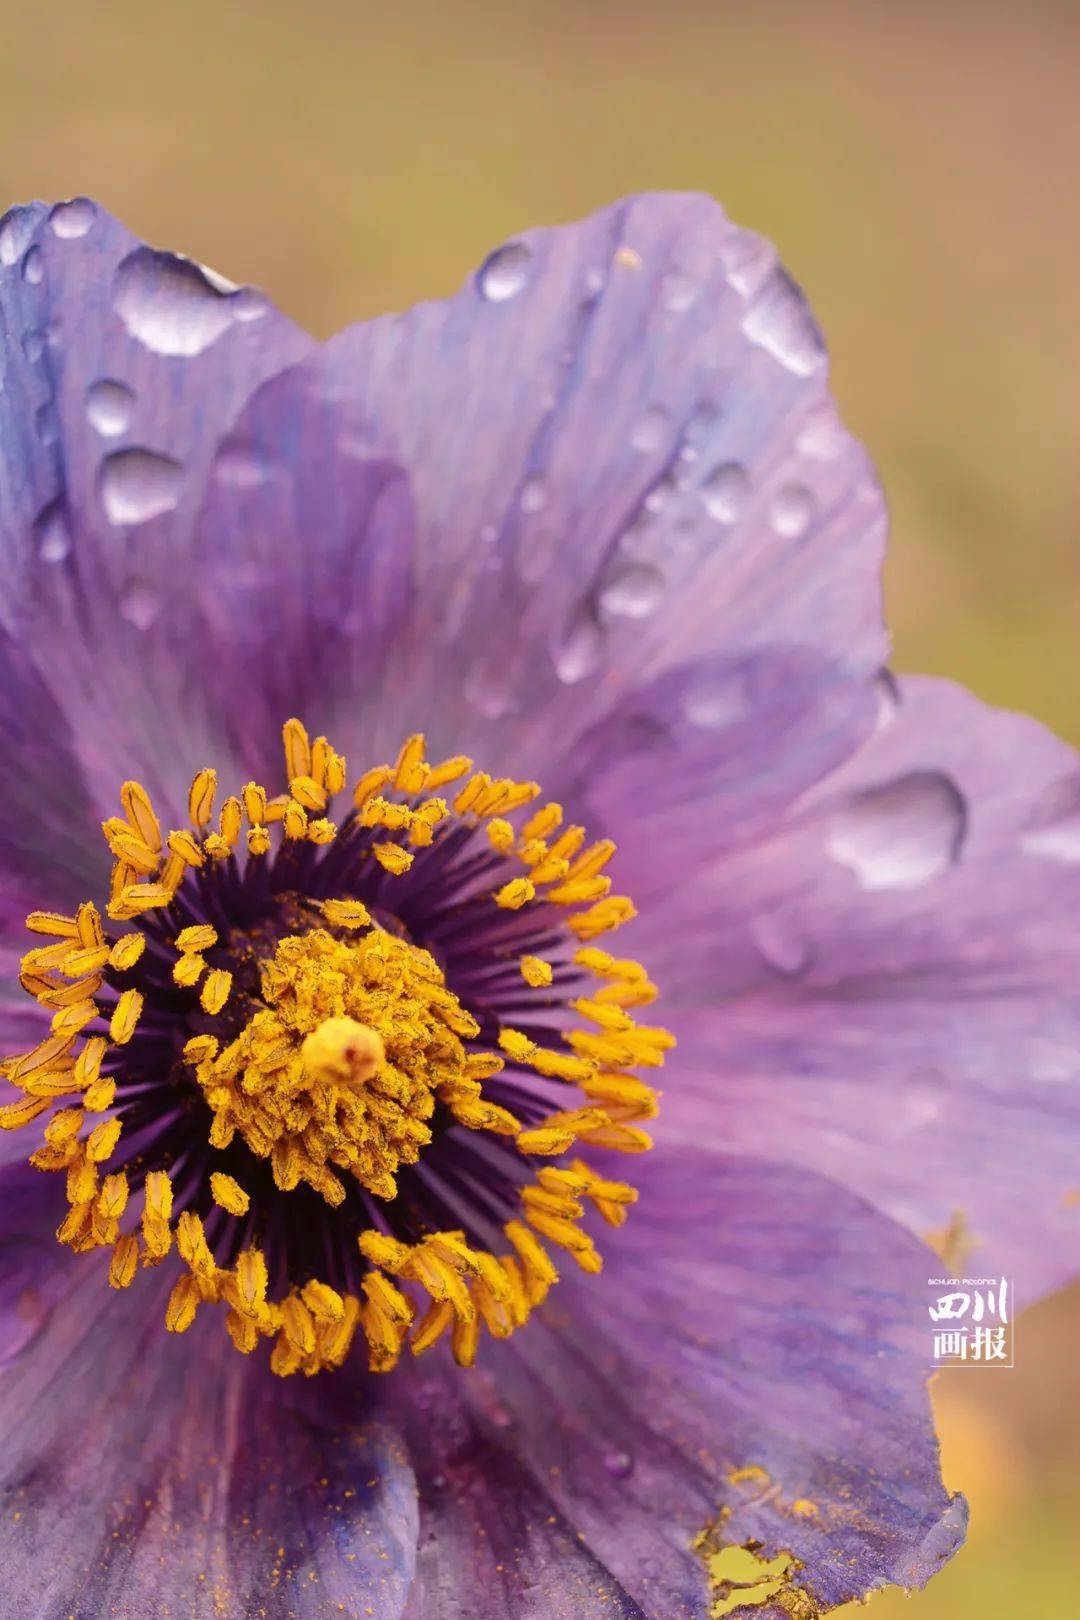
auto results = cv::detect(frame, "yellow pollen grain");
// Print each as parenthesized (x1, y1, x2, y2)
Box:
(372, 843, 413, 875)
(393, 733, 428, 794)
(519, 956, 553, 988)
(352, 765, 393, 808)
(177, 925, 218, 954)
(188, 768, 217, 830)
(321, 898, 371, 931)
(282, 717, 312, 782)
(109, 988, 143, 1045)
(108, 934, 146, 972)
(494, 877, 535, 910)
(200, 969, 233, 1016)
(210, 1172, 251, 1217)
(248, 826, 271, 856)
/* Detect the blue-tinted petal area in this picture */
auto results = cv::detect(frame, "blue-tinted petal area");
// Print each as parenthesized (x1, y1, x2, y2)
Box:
(0, 1160, 417, 1617)
(189, 363, 418, 780)
(0, 626, 107, 1159)
(0, 197, 315, 823)
(645, 676, 1080, 1301)
(385, 1151, 962, 1620)
(311, 192, 887, 782)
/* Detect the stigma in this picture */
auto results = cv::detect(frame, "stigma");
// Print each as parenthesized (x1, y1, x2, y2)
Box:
(1, 720, 672, 1376)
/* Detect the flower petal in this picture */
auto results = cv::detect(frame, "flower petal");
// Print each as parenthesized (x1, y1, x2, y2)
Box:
(648, 676, 1080, 1299)
(0, 1166, 418, 1617)
(561, 645, 879, 902)
(231, 192, 887, 775)
(0, 197, 315, 821)
(386, 1150, 962, 1620)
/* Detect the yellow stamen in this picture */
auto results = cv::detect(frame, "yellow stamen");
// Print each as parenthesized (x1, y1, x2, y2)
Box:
(519, 955, 553, 987)
(372, 842, 413, 875)
(210, 1172, 251, 1217)
(493, 877, 534, 910)
(5, 723, 671, 1380)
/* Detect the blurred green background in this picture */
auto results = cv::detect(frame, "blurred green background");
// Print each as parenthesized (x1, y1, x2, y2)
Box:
(0, 1, 1076, 1612)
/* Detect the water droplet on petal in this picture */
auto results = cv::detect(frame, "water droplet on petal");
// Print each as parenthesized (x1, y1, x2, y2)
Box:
(631, 406, 669, 454)
(1020, 777, 1080, 863)
(21, 247, 43, 285)
(751, 914, 811, 977)
(34, 403, 58, 444)
(0, 1262, 50, 1369)
(829, 772, 966, 890)
(34, 498, 71, 563)
(229, 287, 269, 323)
(702, 463, 749, 524)
(113, 248, 238, 356)
(464, 660, 513, 719)
(86, 379, 135, 437)
(741, 268, 825, 378)
(22, 331, 44, 364)
(661, 271, 697, 312)
(796, 403, 848, 460)
(597, 562, 664, 620)
(477, 242, 532, 303)
(213, 445, 270, 488)
(519, 477, 546, 514)
(874, 670, 901, 731)
(49, 198, 96, 239)
(683, 668, 751, 729)
(120, 582, 163, 631)
(99, 448, 182, 525)
(0, 206, 36, 268)
(602, 1450, 635, 1479)
(554, 607, 605, 684)
(770, 483, 815, 539)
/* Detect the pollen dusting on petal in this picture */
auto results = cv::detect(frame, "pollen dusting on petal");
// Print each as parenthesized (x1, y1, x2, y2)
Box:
(2, 717, 673, 1377)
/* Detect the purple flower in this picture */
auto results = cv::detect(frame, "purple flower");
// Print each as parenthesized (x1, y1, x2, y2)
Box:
(0, 191, 1074, 1618)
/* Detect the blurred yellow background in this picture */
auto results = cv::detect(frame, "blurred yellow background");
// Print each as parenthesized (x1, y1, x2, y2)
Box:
(0, 0, 1076, 1612)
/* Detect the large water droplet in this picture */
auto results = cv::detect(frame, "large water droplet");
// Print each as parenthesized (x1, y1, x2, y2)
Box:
(1020, 778, 1080, 863)
(120, 582, 163, 631)
(464, 659, 513, 720)
(702, 463, 749, 524)
(213, 444, 270, 488)
(21, 247, 43, 285)
(683, 668, 751, 729)
(554, 607, 605, 683)
(86, 379, 135, 438)
(630, 405, 669, 454)
(770, 483, 815, 539)
(796, 403, 848, 460)
(829, 772, 966, 890)
(0, 206, 36, 268)
(661, 270, 696, 312)
(519, 477, 546, 515)
(49, 198, 96, 239)
(99, 448, 182, 525)
(602, 1450, 635, 1479)
(477, 242, 532, 303)
(751, 914, 811, 977)
(34, 403, 58, 445)
(113, 248, 238, 356)
(34, 498, 71, 563)
(597, 562, 664, 620)
(741, 268, 826, 378)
